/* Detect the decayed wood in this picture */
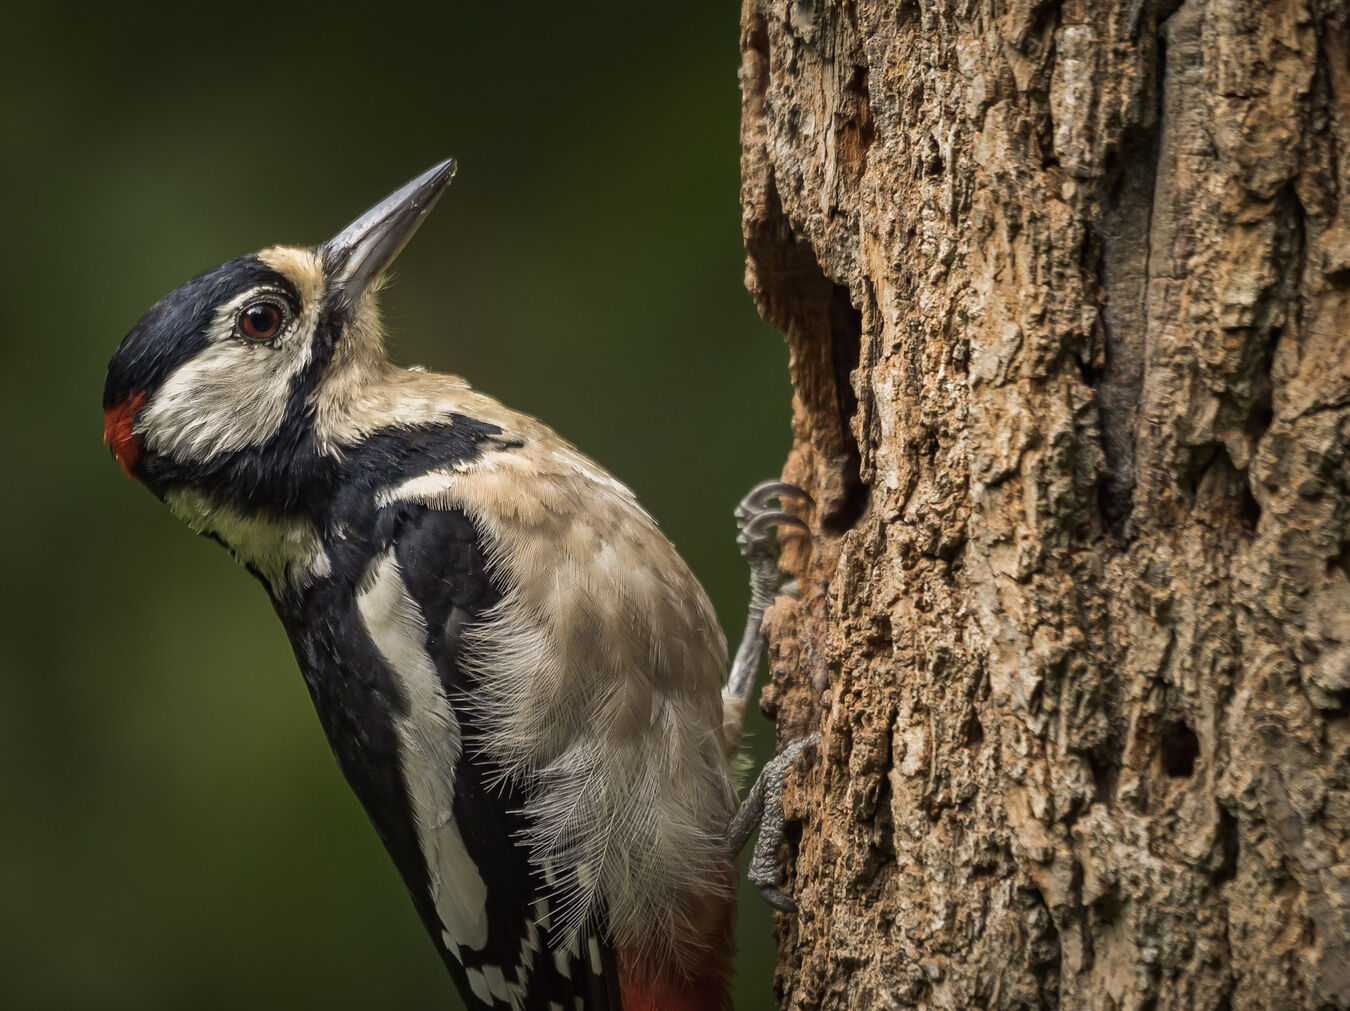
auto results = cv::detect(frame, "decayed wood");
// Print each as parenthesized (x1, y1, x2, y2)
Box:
(739, 1, 1350, 1007)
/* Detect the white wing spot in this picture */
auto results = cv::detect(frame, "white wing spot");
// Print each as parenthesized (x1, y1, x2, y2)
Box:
(553, 946, 572, 980)
(465, 966, 492, 1005)
(483, 963, 509, 1001)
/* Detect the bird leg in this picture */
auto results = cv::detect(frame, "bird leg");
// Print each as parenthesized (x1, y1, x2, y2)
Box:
(723, 480, 818, 912)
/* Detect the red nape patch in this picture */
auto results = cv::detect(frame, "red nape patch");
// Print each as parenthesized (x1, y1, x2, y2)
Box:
(104, 391, 147, 482)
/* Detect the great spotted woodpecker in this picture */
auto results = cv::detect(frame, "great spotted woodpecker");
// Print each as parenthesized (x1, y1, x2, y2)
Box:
(102, 160, 813, 1011)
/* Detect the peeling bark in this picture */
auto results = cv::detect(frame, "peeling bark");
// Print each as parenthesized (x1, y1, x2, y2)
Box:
(739, 1, 1350, 1007)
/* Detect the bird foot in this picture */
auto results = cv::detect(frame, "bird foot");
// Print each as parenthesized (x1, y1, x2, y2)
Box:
(728, 732, 822, 912)
(724, 481, 812, 705)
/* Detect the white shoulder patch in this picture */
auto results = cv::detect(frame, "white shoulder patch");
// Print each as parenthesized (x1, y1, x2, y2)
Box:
(376, 466, 466, 507)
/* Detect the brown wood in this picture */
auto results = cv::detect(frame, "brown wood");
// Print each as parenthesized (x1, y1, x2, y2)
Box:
(738, 0, 1350, 1007)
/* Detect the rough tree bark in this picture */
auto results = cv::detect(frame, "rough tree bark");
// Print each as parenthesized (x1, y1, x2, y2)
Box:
(738, 1, 1350, 1008)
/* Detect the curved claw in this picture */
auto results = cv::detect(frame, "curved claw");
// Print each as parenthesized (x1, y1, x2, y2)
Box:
(759, 887, 799, 914)
(740, 480, 814, 514)
(742, 509, 810, 540)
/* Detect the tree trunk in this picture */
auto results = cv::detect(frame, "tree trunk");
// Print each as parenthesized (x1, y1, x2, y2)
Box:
(738, 1, 1350, 1008)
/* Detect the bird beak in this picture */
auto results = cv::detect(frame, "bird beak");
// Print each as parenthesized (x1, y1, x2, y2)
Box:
(321, 157, 457, 312)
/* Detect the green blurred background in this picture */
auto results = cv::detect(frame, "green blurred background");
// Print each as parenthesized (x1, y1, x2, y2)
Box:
(1, 3, 792, 1008)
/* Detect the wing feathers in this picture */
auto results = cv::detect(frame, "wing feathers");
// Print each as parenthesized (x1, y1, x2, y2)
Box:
(373, 503, 625, 1010)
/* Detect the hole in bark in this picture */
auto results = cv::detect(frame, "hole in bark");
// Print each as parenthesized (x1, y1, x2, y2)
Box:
(1098, 481, 1136, 544)
(1237, 477, 1261, 533)
(1078, 355, 1097, 386)
(1184, 447, 1260, 534)
(823, 283, 867, 533)
(1159, 720, 1199, 778)
(1248, 395, 1274, 445)
(961, 713, 984, 747)
(1330, 543, 1350, 580)
(1176, 444, 1217, 504)
(1087, 748, 1116, 805)
(921, 133, 944, 176)
(1029, 89, 1058, 170)
(1091, 885, 1125, 926)
(743, 173, 867, 536)
(1214, 805, 1239, 883)
(836, 65, 875, 176)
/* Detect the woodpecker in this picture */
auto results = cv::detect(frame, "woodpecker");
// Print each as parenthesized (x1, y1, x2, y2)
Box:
(103, 160, 812, 1011)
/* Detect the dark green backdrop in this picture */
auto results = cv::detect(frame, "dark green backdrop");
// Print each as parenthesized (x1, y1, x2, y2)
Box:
(1, 4, 792, 1008)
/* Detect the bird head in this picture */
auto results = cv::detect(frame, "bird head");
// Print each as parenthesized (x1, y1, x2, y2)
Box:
(102, 159, 457, 502)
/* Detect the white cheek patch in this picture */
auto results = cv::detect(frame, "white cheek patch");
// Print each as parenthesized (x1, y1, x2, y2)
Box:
(140, 291, 318, 463)
(356, 550, 490, 956)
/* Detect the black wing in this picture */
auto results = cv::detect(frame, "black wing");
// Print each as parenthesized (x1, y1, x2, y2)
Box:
(273, 499, 623, 1010)
(386, 504, 624, 1010)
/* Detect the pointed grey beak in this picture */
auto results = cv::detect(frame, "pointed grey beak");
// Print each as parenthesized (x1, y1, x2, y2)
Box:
(321, 158, 457, 311)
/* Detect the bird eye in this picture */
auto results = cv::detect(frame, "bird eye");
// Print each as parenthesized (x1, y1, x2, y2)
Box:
(238, 300, 286, 341)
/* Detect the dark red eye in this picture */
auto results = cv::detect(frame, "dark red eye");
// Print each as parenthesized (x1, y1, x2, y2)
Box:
(238, 301, 285, 340)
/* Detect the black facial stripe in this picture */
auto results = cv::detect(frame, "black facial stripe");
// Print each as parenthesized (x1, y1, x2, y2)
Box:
(293, 310, 341, 398)
(103, 255, 299, 409)
(140, 413, 515, 518)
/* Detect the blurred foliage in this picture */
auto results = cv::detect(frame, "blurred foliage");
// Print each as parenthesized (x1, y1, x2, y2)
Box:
(0, 3, 792, 1009)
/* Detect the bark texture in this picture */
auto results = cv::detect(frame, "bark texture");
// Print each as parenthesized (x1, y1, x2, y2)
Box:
(739, 1, 1350, 1008)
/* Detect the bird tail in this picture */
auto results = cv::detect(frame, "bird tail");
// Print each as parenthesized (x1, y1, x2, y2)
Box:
(618, 896, 735, 1011)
